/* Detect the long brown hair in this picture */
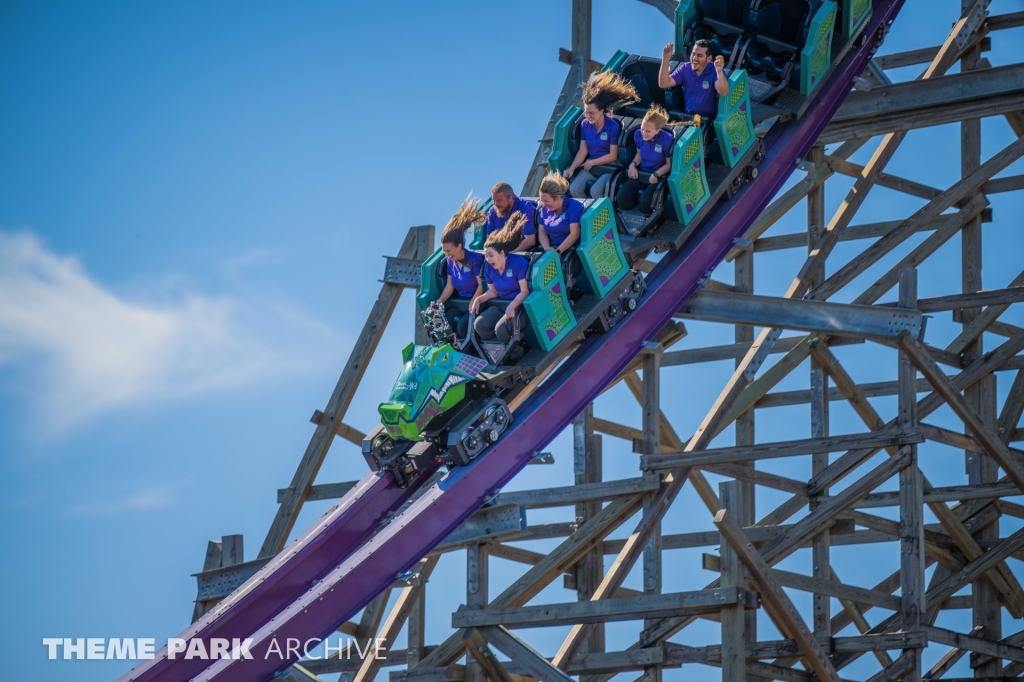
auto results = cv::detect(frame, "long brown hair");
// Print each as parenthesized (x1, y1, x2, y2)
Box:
(484, 211, 526, 255)
(582, 71, 639, 112)
(441, 196, 487, 247)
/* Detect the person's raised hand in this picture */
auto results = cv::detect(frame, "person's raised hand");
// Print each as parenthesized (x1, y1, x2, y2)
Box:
(715, 55, 725, 70)
(662, 43, 674, 62)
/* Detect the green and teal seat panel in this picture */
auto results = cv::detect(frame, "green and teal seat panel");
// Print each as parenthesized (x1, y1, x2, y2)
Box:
(417, 248, 446, 312)
(549, 106, 583, 174)
(841, 0, 871, 38)
(522, 251, 577, 353)
(714, 69, 756, 169)
(800, 1, 838, 95)
(667, 124, 711, 225)
(674, 0, 698, 53)
(578, 198, 629, 298)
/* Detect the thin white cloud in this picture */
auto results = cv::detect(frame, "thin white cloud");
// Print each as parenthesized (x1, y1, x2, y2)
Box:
(0, 231, 344, 431)
(68, 481, 183, 516)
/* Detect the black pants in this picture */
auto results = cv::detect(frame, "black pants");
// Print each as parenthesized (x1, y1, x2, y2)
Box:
(444, 305, 471, 339)
(474, 305, 526, 343)
(616, 173, 661, 214)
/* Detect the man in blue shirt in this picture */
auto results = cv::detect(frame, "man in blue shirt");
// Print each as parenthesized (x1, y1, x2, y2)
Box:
(658, 40, 727, 119)
(486, 182, 537, 251)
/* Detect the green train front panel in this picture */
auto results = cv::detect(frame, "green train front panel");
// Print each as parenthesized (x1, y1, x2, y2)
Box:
(667, 125, 710, 225)
(378, 342, 489, 441)
(714, 69, 755, 169)
(842, 0, 871, 38)
(800, 1, 837, 95)
(467, 197, 492, 250)
(522, 251, 577, 352)
(417, 247, 446, 312)
(674, 0, 697, 53)
(549, 106, 583, 174)
(578, 198, 629, 298)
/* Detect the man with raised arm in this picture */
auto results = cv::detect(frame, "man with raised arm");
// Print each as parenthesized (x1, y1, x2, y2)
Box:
(658, 39, 728, 120)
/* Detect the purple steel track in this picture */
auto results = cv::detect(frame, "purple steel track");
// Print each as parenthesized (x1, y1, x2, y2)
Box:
(116, 467, 437, 682)
(134, 3, 904, 679)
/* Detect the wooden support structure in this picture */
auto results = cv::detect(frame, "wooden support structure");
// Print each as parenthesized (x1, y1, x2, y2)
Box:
(191, 2, 1024, 680)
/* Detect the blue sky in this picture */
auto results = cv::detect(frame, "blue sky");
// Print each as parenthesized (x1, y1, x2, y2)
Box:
(2, 1, 1024, 680)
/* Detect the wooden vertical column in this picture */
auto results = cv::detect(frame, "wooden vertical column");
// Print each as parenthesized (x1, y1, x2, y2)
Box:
(719, 481, 745, 682)
(898, 268, 925, 682)
(958, 10, 1001, 673)
(573, 405, 605, 666)
(733, 246, 757, 642)
(466, 544, 489, 682)
(806, 144, 830, 636)
(407, 588, 426, 667)
(641, 342, 663, 682)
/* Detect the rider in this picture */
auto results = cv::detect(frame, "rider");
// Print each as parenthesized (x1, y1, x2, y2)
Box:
(616, 104, 675, 215)
(658, 39, 727, 120)
(433, 198, 486, 339)
(470, 212, 530, 345)
(537, 172, 583, 255)
(564, 71, 638, 199)
(486, 182, 537, 251)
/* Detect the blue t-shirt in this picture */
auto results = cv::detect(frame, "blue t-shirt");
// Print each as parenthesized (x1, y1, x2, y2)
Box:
(486, 197, 538, 236)
(539, 198, 585, 247)
(484, 253, 529, 299)
(446, 249, 484, 298)
(581, 116, 622, 160)
(669, 62, 720, 117)
(635, 128, 674, 173)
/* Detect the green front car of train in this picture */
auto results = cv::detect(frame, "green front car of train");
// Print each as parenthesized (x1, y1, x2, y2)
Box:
(378, 342, 489, 441)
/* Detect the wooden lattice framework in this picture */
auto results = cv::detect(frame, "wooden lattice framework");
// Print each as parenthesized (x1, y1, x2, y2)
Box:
(190, 2, 1024, 681)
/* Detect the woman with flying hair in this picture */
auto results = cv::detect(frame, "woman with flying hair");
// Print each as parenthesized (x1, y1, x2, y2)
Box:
(469, 211, 531, 345)
(564, 71, 639, 199)
(616, 104, 677, 215)
(430, 198, 486, 339)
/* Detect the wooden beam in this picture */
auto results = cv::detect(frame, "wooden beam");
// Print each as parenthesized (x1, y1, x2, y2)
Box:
(946, 270, 1024, 355)
(753, 211, 991, 255)
(853, 196, 989, 306)
(724, 162, 833, 262)
(813, 136, 1024, 302)
(923, 625, 1024, 665)
(820, 62, 1024, 144)
(477, 626, 575, 682)
(493, 477, 660, 509)
(641, 429, 922, 470)
(897, 330, 1024, 492)
(713, 509, 842, 682)
(452, 588, 755, 629)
